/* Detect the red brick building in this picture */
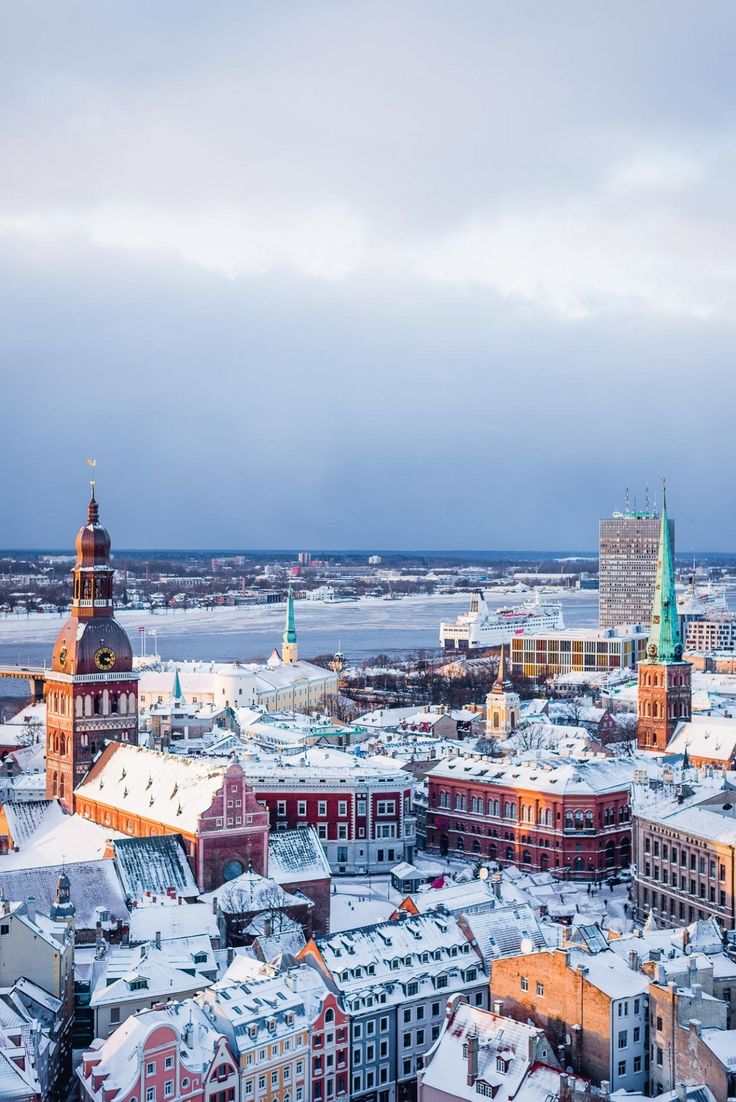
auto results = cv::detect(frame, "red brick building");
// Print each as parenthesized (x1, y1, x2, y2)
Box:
(245, 747, 415, 874)
(46, 486, 138, 811)
(426, 753, 632, 879)
(75, 743, 270, 891)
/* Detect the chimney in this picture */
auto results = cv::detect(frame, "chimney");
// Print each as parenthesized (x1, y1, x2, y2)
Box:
(600, 1082, 610, 1101)
(682, 928, 690, 950)
(466, 1034, 479, 1085)
(628, 949, 639, 971)
(95, 921, 104, 959)
(178, 896, 183, 905)
(691, 983, 702, 1000)
(26, 897, 36, 923)
(677, 1085, 688, 1102)
(155, 930, 161, 950)
(494, 999, 503, 1015)
(212, 896, 218, 915)
(263, 916, 272, 938)
(688, 1019, 702, 1037)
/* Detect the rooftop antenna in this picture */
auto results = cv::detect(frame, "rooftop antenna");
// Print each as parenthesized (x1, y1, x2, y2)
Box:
(644, 484, 650, 512)
(624, 486, 630, 513)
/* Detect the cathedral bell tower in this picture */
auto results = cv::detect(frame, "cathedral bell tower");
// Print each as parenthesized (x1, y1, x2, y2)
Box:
(636, 486, 691, 752)
(45, 481, 138, 811)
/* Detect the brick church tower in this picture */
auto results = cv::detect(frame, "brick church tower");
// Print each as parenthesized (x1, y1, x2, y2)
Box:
(637, 487, 691, 752)
(45, 481, 138, 811)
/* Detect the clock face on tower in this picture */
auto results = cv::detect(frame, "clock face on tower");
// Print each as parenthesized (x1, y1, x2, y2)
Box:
(95, 646, 116, 671)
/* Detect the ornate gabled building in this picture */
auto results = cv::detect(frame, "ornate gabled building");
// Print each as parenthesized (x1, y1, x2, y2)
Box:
(45, 484, 138, 811)
(637, 488, 692, 752)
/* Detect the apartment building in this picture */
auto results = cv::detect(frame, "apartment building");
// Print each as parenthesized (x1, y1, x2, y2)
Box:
(490, 927, 649, 1094)
(78, 1000, 239, 1102)
(200, 971, 310, 1102)
(300, 911, 487, 1102)
(633, 784, 736, 928)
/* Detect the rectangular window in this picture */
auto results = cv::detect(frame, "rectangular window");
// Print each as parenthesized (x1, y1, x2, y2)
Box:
(618, 1061, 626, 1077)
(536, 982, 544, 996)
(146, 1064, 155, 1078)
(634, 1056, 641, 1073)
(164, 1084, 173, 1098)
(338, 800, 348, 816)
(521, 977, 529, 992)
(298, 800, 307, 816)
(318, 801, 327, 816)
(618, 1030, 627, 1049)
(277, 800, 286, 815)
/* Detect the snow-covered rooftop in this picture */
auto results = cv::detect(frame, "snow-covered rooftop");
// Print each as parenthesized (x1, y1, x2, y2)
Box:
(268, 827, 331, 885)
(76, 743, 241, 833)
(429, 751, 635, 795)
(113, 834, 199, 900)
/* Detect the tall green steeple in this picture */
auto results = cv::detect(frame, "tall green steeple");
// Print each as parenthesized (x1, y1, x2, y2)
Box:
(646, 486, 682, 664)
(282, 585, 299, 663)
(284, 585, 297, 645)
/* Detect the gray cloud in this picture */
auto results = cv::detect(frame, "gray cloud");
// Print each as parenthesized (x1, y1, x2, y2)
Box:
(1, 1, 735, 549)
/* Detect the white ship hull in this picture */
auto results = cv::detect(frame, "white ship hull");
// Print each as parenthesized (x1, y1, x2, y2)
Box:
(440, 591, 564, 650)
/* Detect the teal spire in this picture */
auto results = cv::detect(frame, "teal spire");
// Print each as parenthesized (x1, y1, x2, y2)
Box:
(172, 669, 184, 703)
(283, 586, 297, 645)
(646, 485, 682, 664)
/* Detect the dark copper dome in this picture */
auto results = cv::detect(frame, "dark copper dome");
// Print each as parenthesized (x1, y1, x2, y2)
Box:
(52, 616, 133, 676)
(74, 493, 112, 566)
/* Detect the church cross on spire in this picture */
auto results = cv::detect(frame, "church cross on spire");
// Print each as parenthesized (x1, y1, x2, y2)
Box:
(646, 479, 682, 664)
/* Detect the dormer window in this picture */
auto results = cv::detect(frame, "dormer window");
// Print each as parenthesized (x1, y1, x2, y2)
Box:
(496, 1056, 509, 1073)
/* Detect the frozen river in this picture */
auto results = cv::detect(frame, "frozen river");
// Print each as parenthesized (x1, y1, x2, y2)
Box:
(0, 591, 599, 694)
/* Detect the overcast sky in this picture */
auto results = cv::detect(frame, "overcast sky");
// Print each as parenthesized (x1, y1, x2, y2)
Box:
(2, 2, 735, 551)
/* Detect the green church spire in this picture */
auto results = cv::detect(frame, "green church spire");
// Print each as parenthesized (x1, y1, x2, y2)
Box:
(284, 585, 297, 645)
(646, 484, 682, 664)
(172, 668, 184, 702)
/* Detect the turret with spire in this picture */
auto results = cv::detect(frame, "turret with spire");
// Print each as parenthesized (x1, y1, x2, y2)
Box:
(486, 646, 520, 737)
(637, 482, 692, 752)
(281, 586, 299, 664)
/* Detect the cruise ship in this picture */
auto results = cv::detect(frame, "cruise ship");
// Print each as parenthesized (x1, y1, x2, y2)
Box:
(440, 591, 565, 651)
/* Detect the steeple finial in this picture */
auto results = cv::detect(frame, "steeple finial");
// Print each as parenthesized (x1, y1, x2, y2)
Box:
(645, 479, 682, 664)
(85, 458, 98, 521)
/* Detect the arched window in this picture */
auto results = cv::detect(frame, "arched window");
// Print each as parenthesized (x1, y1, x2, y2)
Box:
(59, 774, 65, 799)
(505, 846, 514, 862)
(325, 1008, 335, 1024)
(456, 837, 465, 852)
(493, 713, 499, 729)
(522, 850, 532, 865)
(52, 772, 58, 797)
(102, 690, 109, 715)
(584, 811, 593, 829)
(119, 694, 127, 715)
(472, 839, 481, 854)
(84, 696, 92, 717)
(75, 696, 83, 718)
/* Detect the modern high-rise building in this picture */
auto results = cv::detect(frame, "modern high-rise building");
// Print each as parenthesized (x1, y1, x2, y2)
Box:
(599, 503, 674, 628)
